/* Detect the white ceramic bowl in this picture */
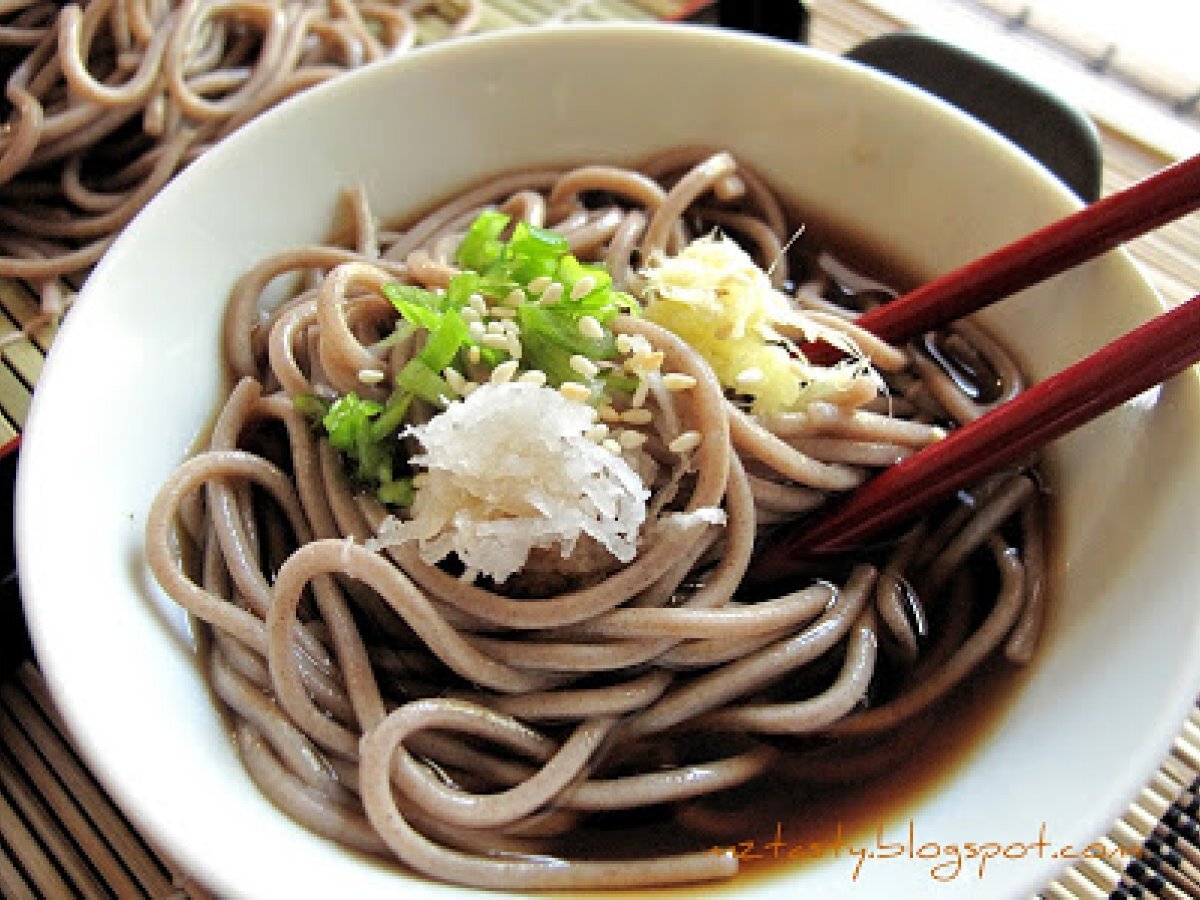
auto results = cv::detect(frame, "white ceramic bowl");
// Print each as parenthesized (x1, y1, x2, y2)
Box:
(16, 23, 1200, 900)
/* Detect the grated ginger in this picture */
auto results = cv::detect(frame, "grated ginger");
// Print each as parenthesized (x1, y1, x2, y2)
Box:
(368, 381, 649, 584)
(640, 233, 878, 415)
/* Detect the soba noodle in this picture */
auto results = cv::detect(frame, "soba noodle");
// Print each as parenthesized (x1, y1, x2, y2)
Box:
(0, 0, 480, 328)
(146, 148, 1048, 890)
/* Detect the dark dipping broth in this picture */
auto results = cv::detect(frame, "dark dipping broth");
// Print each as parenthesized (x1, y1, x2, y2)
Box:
(151, 151, 1052, 893)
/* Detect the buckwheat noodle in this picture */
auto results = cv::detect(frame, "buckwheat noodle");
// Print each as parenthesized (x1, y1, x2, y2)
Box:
(146, 149, 1049, 890)
(0, 0, 479, 328)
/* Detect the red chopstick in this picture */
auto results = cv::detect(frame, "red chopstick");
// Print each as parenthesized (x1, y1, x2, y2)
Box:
(754, 291, 1200, 567)
(807, 153, 1200, 364)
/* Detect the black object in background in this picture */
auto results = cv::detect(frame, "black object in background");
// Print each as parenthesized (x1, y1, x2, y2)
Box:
(847, 31, 1104, 202)
(717, 0, 810, 43)
(1, 450, 30, 680)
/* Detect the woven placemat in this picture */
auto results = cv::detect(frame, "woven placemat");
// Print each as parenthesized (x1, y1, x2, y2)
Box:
(3, 1, 1200, 898)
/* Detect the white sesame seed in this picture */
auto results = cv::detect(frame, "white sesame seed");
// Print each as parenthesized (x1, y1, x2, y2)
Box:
(504, 288, 526, 307)
(624, 349, 665, 376)
(669, 431, 703, 454)
(482, 333, 510, 350)
(528, 276, 552, 294)
(601, 438, 622, 455)
(559, 381, 591, 403)
(517, 368, 547, 386)
(507, 336, 523, 359)
(598, 404, 620, 423)
(539, 281, 564, 305)
(578, 315, 604, 340)
(468, 345, 481, 365)
(617, 429, 647, 449)
(569, 354, 599, 379)
(735, 367, 765, 387)
(615, 334, 635, 355)
(585, 424, 609, 442)
(490, 306, 517, 319)
(461, 380, 480, 397)
(570, 275, 597, 300)
(467, 321, 486, 341)
(486, 320, 506, 334)
(357, 368, 385, 385)
(490, 360, 519, 384)
(620, 407, 653, 425)
(443, 367, 468, 395)
(462, 307, 481, 324)
(468, 293, 488, 316)
(662, 373, 698, 391)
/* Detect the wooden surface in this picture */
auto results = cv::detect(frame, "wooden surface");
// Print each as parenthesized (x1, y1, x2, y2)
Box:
(4, 0, 1200, 897)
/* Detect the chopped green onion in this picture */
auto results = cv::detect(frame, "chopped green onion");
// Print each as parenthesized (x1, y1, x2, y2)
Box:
(377, 477, 415, 507)
(396, 358, 454, 407)
(455, 209, 510, 272)
(418, 308, 469, 372)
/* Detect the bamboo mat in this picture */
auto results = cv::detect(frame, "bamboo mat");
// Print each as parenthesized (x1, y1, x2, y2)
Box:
(4, 0, 1200, 898)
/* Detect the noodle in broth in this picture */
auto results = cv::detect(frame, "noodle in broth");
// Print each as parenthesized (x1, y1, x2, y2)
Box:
(145, 148, 1047, 890)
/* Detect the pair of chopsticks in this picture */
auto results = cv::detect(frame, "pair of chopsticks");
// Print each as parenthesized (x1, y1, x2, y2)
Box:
(755, 153, 1200, 575)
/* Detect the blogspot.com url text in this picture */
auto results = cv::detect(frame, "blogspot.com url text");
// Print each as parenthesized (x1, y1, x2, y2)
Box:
(706, 820, 1142, 881)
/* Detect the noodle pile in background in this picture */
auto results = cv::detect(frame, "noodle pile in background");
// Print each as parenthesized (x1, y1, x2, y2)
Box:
(146, 148, 1050, 890)
(0, 0, 479, 328)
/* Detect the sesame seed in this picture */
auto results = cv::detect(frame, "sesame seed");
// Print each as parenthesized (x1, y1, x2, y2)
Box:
(570, 275, 596, 300)
(443, 367, 468, 396)
(482, 333, 510, 350)
(662, 373, 697, 391)
(598, 404, 620, 423)
(491, 360, 519, 384)
(617, 429, 647, 449)
(669, 431, 702, 454)
(559, 381, 591, 403)
(624, 349, 665, 376)
(578, 315, 605, 340)
(601, 438, 622, 455)
(468, 345, 481, 365)
(462, 307, 481, 324)
(468, 321, 486, 341)
(490, 306, 517, 319)
(468, 293, 487, 316)
(528, 276, 552, 294)
(518, 369, 547, 386)
(620, 407, 653, 425)
(486, 320, 506, 334)
(539, 281, 564, 305)
(735, 367, 764, 387)
(357, 367, 385, 385)
(503, 288, 526, 307)
(585, 424, 609, 442)
(569, 354, 599, 379)
(615, 334, 635, 355)
(507, 336, 523, 359)
(461, 380, 480, 397)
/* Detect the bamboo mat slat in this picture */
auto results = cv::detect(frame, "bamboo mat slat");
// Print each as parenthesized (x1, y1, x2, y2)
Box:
(5, 1, 1200, 898)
